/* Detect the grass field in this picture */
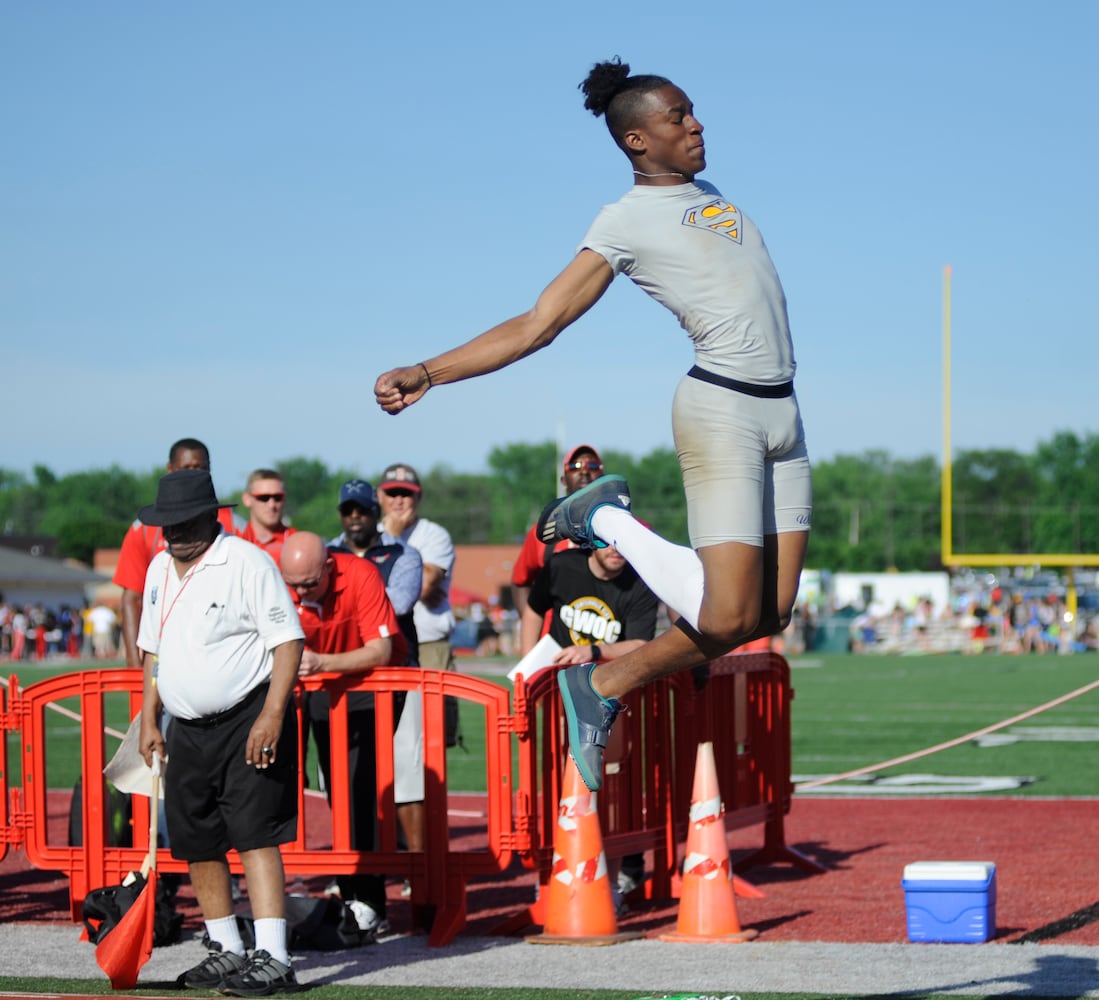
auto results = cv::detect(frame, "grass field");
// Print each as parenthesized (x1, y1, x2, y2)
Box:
(4, 651, 1099, 797)
(787, 651, 1099, 797)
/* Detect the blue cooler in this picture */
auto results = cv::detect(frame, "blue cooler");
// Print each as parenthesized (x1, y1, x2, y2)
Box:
(902, 861, 996, 943)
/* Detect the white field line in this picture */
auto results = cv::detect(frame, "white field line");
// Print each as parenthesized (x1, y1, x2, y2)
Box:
(798, 676, 1099, 790)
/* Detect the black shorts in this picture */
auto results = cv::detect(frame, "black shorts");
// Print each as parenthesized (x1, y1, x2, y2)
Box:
(165, 683, 298, 862)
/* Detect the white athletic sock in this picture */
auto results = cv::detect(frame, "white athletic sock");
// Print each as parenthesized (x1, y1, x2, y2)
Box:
(252, 917, 289, 965)
(590, 506, 704, 628)
(205, 915, 245, 957)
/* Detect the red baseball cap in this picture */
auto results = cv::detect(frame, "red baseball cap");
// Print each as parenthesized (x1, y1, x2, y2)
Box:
(563, 444, 602, 470)
(378, 463, 422, 494)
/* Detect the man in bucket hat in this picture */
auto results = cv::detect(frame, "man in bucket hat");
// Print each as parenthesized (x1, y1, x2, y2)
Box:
(135, 469, 306, 996)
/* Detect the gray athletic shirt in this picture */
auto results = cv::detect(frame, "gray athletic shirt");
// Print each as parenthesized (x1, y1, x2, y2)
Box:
(580, 180, 795, 385)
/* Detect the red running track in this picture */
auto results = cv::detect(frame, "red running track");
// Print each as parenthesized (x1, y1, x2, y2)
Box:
(2, 793, 1096, 946)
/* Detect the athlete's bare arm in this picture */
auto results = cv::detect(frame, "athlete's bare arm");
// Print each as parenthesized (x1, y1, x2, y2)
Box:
(375, 249, 613, 414)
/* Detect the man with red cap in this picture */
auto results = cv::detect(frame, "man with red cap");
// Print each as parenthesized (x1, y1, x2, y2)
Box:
(511, 445, 605, 617)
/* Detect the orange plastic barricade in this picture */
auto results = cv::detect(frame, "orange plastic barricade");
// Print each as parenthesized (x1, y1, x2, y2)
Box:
(7, 669, 153, 916)
(669, 651, 824, 876)
(2, 667, 524, 946)
(293, 668, 521, 945)
(1, 652, 815, 944)
(0, 676, 9, 863)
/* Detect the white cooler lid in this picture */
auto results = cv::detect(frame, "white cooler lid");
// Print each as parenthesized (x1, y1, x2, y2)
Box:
(903, 861, 995, 881)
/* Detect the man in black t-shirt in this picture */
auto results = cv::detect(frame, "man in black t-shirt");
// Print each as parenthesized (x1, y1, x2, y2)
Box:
(520, 543, 658, 902)
(520, 545, 658, 665)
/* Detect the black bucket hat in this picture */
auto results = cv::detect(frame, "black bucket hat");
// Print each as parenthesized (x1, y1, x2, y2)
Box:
(138, 468, 236, 527)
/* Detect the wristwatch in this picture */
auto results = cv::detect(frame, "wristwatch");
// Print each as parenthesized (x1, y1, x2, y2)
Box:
(590, 645, 602, 661)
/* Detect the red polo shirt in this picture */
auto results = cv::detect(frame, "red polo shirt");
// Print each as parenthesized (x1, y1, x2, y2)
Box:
(240, 522, 297, 567)
(294, 552, 407, 665)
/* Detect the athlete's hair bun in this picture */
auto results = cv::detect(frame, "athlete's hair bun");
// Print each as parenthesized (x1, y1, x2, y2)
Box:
(580, 57, 631, 117)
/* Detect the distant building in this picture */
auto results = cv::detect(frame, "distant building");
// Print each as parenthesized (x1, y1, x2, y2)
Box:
(0, 547, 108, 610)
(0, 534, 60, 558)
(450, 545, 521, 611)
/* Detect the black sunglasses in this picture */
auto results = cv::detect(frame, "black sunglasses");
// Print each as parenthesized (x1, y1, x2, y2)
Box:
(251, 493, 285, 503)
(339, 502, 378, 517)
(566, 460, 604, 472)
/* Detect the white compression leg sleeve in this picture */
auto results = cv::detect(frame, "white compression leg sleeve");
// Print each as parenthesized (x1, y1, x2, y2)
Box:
(590, 506, 704, 629)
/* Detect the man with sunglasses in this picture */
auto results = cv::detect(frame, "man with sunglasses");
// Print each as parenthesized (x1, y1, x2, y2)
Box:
(377, 463, 461, 748)
(377, 464, 455, 674)
(511, 445, 605, 618)
(240, 469, 297, 565)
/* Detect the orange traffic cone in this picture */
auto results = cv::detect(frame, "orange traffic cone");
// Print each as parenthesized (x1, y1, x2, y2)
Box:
(660, 741, 758, 943)
(527, 756, 642, 946)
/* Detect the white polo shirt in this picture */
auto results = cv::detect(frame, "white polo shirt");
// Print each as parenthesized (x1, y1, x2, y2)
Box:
(137, 532, 304, 720)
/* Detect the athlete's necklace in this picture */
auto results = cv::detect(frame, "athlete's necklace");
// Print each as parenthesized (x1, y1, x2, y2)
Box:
(633, 170, 686, 178)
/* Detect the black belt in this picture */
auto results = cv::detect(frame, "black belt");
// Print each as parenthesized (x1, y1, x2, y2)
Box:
(687, 365, 793, 398)
(175, 682, 269, 729)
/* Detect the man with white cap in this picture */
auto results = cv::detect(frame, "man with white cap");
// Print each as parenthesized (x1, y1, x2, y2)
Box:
(377, 462, 460, 748)
(376, 464, 455, 675)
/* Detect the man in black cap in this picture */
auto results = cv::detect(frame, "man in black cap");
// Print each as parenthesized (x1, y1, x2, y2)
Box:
(329, 478, 422, 666)
(135, 469, 305, 997)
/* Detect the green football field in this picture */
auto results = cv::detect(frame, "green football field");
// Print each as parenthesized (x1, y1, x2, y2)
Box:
(4, 651, 1098, 797)
(787, 650, 1099, 798)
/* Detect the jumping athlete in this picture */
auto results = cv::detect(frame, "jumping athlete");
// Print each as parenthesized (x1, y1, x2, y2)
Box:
(374, 58, 812, 792)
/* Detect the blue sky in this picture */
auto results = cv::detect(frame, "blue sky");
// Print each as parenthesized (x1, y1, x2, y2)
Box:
(4, 1, 1097, 497)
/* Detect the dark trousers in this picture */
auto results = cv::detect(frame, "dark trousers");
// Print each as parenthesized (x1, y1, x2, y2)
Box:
(309, 696, 385, 915)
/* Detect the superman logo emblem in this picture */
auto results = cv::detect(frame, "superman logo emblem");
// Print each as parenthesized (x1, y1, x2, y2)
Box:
(682, 199, 742, 244)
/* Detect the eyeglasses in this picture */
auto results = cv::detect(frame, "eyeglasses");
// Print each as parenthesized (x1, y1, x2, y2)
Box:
(566, 460, 603, 472)
(287, 564, 327, 591)
(383, 489, 417, 499)
(251, 493, 285, 503)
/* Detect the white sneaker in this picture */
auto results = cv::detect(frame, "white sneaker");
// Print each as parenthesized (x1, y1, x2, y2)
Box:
(617, 868, 644, 896)
(346, 899, 390, 937)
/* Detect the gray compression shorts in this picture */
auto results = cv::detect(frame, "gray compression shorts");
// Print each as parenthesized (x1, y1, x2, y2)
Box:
(672, 370, 813, 549)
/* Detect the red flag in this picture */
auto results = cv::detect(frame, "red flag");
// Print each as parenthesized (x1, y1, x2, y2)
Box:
(94, 869, 157, 989)
(86, 758, 161, 988)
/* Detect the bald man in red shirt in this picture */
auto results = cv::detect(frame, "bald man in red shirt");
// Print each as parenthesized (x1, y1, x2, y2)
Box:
(281, 532, 405, 938)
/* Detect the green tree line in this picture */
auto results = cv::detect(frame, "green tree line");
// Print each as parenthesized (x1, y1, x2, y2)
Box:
(3, 432, 1099, 570)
